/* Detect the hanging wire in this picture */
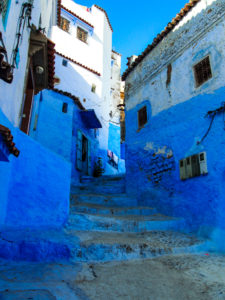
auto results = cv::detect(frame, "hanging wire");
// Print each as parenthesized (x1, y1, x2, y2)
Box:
(197, 102, 225, 145)
(10, 1, 33, 70)
(197, 113, 216, 144)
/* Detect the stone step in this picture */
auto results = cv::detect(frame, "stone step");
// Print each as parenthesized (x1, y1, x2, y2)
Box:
(71, 202, 157, 216)
(71, 184, 126, 194)
(0, 228, 209, 264)
(67, 213, 187, 233)
(71, 193, 137, 207)
(80, 175, 125, 184)
(68, 231, 208, 262)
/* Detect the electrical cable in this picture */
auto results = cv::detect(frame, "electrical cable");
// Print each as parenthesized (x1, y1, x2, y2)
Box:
(198, 113, 216, 144)
(10, 1, 33, 70)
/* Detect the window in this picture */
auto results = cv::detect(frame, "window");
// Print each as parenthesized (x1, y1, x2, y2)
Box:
(91, 84, 96, 93)
(62, 59, 68, 67)
(138, 106, 147, 129)
(60, 16, 70, 32)
(77, 26, 88, 43)
(194, 56, 212, 87)
(62, 102, 68, 113)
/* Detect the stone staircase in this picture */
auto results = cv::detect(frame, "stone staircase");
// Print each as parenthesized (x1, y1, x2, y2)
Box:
(66, 175, 208, 262)
(0, 175, 209, 263)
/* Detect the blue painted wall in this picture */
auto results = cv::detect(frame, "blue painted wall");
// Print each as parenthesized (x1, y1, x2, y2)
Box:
(30, 90, 74, 162)
(108, 123, 121, 157)
(0, 109, 13, 226)
(0, 108, 71, 229)
(30, 89, 99, 185)
(126, 86, 225, 245)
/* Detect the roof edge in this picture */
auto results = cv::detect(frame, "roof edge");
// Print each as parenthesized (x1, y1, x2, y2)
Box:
(51, 88, 85, 110)
(122, 0, 201, 81)
(56, 51, 101, 76)
(94, 4, 113, 32)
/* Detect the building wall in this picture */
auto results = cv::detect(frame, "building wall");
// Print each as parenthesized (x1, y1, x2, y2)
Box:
(110, 51, 122, 123)
(0, 0, 56, 127)
(30, 90, 74, 162)
(125, 0, 225, 247)
(0, 108, 71, 228)
(30, 89, 99, 185)
(0, 110, 13, 226)
(50, 1, 122, 174)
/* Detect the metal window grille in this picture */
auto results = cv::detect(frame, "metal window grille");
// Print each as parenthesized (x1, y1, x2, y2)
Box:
(0, 0, 10, 20)
(77, 27, 88, 43)
(194, 56, 212, 87)
(60, 16, 70, 32)
(138, 106, 147, 128)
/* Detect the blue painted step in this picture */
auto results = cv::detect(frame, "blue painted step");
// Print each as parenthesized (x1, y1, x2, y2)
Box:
(71, 203, 157, 216)
(71, 193, 137, 207)
(67, 213, 187, 233)
(69, 231, 208, 262)
(80, 175, 125, 184)
(71, 175, 126, 195)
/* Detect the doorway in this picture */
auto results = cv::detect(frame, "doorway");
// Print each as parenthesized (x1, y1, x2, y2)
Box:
(82, 135, 88, 175)
(76, 130, 91, 176)
(20, 63, 35, 134)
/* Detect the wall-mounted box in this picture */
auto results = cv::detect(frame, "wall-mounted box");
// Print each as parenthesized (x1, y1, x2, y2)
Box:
(179, 152, 208, 180)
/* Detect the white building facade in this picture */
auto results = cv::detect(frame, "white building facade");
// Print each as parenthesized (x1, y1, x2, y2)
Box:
(49, 0, 124, 174)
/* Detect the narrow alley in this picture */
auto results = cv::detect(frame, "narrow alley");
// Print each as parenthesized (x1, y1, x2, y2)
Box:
(1, 0, 225, 299)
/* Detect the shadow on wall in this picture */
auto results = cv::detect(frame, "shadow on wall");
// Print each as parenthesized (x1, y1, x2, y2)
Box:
(0, 111, 71, 228)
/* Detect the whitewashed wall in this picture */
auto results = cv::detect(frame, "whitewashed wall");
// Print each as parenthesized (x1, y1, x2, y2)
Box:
(110, 51, 122, 124)
(0, 0, 56, 127)
(125, 0, 225, 115)
(51, 1, 113, 155)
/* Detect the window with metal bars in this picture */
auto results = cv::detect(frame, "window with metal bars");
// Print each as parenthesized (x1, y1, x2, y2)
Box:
(77, 26, 88, 43)
(138, 106, 147, 129)
(0, 0, 10, 23)
(194, 56, 212, 87)
(60, 16, 70, 32)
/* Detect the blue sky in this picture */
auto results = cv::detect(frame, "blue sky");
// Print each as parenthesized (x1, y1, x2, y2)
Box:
(76, 0, 189, 73)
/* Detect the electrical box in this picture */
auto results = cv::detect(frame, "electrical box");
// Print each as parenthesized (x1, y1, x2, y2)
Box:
(198, 152, 208, 175)
(179, 152, 208, 180)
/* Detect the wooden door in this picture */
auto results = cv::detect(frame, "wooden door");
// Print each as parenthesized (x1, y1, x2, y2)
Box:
(20, 64, 35, 134)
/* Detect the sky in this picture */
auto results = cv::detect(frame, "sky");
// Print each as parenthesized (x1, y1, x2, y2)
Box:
(76, 0, 189, 73)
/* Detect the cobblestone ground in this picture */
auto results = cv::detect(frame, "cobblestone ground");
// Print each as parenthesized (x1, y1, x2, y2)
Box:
(76, 254, 225, 300)
(0, 254, 225, 299)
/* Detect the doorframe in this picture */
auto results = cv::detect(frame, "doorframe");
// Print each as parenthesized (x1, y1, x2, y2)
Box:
(20, 60, 35, 134)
